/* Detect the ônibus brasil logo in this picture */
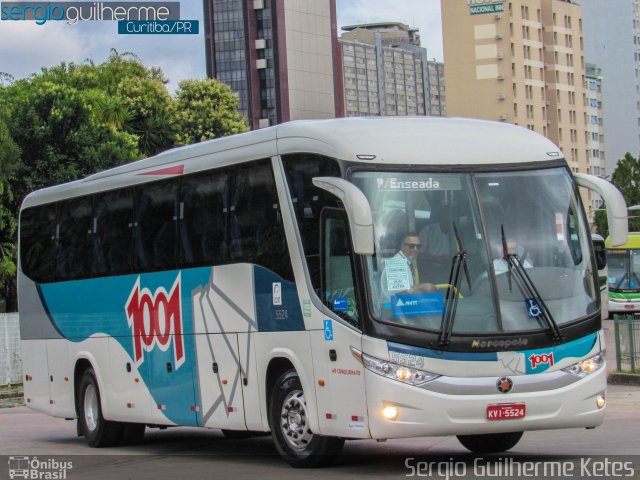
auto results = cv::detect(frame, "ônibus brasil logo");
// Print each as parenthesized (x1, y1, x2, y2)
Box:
(125, 274, 185, 369)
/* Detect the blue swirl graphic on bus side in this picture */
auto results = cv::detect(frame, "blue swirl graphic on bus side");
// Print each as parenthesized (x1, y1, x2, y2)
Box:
(37, 265, 303, 426)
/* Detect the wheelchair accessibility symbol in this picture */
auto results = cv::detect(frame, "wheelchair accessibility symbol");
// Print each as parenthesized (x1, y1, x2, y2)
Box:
(324, 320, 334, 341)
(526, 298, 542, 318)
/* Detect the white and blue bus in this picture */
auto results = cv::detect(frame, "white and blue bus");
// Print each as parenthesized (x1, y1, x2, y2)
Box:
(592, 233, 608, 318)
(18, 118, 628, 467)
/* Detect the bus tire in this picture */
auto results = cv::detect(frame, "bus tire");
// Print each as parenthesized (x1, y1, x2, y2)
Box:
(78, 368, 123, 447)
(269, 369, 344, 468)
(456, 431, 523, 453)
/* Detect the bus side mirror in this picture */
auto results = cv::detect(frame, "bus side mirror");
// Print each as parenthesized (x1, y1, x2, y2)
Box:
(312, 177, 374, 255)
(574, 173, 628, 246)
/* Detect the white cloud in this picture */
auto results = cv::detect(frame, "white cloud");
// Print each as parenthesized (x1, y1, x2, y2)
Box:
(0, 21, 86, 78)
(0, 2, 205, 92)
(0, 2, 442, 91)
(336, 0, 444, 61)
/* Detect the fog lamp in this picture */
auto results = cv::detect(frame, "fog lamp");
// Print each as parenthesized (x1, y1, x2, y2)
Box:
(596, 394, 606, 409)
(382, 406, 399, 420)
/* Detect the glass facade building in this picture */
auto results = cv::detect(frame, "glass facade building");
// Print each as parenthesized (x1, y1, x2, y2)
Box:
(204, 0, 342, 130)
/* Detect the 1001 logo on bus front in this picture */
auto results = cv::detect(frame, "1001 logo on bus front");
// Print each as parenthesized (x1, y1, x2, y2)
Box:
(125, 273, 185, 369)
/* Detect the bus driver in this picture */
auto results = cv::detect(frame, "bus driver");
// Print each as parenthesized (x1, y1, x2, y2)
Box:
(381, 232, 437, 299)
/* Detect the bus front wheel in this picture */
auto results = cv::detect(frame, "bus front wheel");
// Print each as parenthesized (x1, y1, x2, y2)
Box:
(456, 431, 523, 453)
(78, 368, 123, 447)
(269, 369, 344, 468)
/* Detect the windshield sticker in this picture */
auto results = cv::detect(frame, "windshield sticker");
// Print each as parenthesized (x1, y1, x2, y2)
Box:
(303, 299, 312, 317)
(384, 257, 412, 291)
(272, 282, 282, 306)
(525, 298, 542, 318)
(555, 213, 565, 241)
(375, 177, 461, 191)
(608, 277, 617, 284)
(332, 297, 348, 312)
(391, 293, 445, 318)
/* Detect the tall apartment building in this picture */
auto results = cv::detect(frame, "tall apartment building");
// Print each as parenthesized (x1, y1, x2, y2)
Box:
(203, 0, 343, 129)
(585, 64, 606, 220)
(339, 22, 446, 117)
(580, 0, 640, 173)
(441, 0, 589, 178)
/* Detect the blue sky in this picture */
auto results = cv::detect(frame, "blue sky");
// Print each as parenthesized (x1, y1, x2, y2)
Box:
(0, 0, 443, 93)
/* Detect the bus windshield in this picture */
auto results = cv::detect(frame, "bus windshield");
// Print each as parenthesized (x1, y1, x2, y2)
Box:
(351, 167, 598, 336)
(607, 248, 640, 292)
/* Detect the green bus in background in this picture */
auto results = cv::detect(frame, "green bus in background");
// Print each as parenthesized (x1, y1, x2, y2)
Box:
(606, 233, 640, 315)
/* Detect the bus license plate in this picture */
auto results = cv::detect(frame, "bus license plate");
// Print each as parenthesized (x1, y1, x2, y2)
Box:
(486, 403, 526, 420)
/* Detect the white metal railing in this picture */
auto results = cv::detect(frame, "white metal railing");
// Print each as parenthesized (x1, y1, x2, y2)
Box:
(0, 313, 21, 386)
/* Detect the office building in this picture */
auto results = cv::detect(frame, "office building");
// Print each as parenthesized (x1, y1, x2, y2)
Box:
(339, 22, 446, 117)
(585, 63, 606, 219)
(580, 0, 640, 172)
(203, 0, 343, 129)
(441, 0, 589, 178)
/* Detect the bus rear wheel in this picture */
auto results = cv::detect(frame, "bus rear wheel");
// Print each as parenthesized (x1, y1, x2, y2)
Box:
(456, 431, 523, 453)
(78, 368, 123, 447)
(269, 369, 344, 468)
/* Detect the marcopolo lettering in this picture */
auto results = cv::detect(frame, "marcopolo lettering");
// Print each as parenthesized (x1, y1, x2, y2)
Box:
(125, 273, 184, 369)
(471, 338, 528, 349)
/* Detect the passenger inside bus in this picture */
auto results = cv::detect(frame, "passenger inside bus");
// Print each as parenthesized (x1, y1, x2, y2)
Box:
(492, 239, 533, 275)
(418, 208, 455, 283)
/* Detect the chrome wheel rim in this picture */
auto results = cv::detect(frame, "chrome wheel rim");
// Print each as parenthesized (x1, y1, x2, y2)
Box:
(84, 384, 98, 432)
(280, 389, 313, 449)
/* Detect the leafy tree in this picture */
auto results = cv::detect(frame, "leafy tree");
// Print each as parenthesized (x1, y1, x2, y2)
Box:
(174, 79, 248, 146)
(595, 152, 640, 237)
(611, 153, 640, 233)
(118, 75, 176, 155)
(0, 95, 21, 311)
(0, 53, 248, 309)
(7, 80, 140, 204)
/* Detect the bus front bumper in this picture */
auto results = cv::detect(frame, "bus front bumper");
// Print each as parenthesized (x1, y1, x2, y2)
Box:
(608, 299, 640, 314)
(365, 364, 607, 439)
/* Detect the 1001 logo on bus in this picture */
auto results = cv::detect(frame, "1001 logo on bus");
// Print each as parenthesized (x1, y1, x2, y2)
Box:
(125, 274, 185, 369)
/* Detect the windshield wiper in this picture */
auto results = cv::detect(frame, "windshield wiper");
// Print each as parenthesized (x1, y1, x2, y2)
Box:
(501, 226, 565, 343)
(439, 223, 471, 346)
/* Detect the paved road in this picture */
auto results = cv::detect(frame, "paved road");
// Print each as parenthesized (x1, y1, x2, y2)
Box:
(0, 384, 638, 480)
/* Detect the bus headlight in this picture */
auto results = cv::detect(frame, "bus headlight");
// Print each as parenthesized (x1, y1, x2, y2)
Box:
(562, 353, 605, 377)
(351, 347, 439, 386)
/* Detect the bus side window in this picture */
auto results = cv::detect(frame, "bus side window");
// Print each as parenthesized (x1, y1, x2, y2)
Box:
(593, 241, 606, 271)
(321, 208, 360, 329)
(20, 205, 56, 283)
(566, 206, 583, 265)
(179, 170, 228, 268)
(230, 160, 294, 281)
(56, 197, 92, 281)
(282, 154, 342, 295)
(93, 189, 133, 276)
(133, 180, 179, 272)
